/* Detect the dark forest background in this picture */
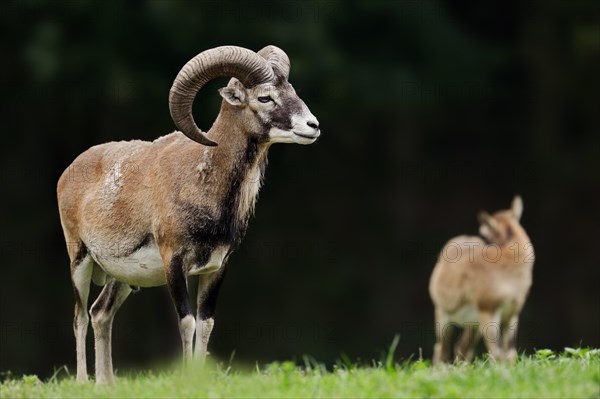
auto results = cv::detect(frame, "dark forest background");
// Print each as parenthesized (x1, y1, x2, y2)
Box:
(1, 0, 598, 378)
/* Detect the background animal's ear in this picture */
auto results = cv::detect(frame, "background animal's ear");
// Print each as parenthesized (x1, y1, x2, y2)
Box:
(511, 195, 523, 221)
(218, 86, 246, 107)
(478, 211, 500, 232)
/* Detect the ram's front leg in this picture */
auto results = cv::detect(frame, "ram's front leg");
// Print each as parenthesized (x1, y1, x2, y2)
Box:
(194, 268, 226, 362)
(164, 251, 195, 363)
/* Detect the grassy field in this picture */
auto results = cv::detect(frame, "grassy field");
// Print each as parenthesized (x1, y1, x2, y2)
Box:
(1, 348, 598, 398)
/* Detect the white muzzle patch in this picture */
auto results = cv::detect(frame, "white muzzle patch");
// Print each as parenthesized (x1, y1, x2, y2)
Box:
(269, 113, 320, 144)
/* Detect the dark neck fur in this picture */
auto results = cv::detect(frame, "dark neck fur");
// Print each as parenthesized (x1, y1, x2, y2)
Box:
(181, 137, 268, 255)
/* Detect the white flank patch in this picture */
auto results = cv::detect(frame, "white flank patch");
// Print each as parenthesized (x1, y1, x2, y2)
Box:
(93, 244, 233, 286)
(99, 146, 143, 209)
(108, 160, 123, 192)
(196, 161, 209, 183)
(196, 147, 214, 184)
(93, 243, 165, 287)
(99, 160, 123, 209)
(197, 162, 208, 174)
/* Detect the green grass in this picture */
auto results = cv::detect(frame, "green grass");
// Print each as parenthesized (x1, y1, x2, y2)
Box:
(1, 348, 599, 398)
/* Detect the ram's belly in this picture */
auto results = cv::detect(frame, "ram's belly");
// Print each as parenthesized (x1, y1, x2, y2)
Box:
(92, 243, 230, 287)
(94, 245, 166, 287)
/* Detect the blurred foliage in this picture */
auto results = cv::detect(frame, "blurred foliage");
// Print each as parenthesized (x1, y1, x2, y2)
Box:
(0, 0, 598, 378)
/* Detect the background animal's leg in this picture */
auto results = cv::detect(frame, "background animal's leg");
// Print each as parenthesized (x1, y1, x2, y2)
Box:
(454, 323, 481, 362)
(433, 307, 453, 364)
(165, 252, 195, 363)
(70, 246, 94, 382)
(479, 310, 504, 361)
(194, 268, 226, 361)
(502, 314, 519, 364)
(90, 279, 132, 385)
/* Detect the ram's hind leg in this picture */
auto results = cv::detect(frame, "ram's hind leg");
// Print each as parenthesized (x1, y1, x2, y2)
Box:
(70, 244, 94, 382)
(90, 279, 132, 385)
(194, 268, 226, 362)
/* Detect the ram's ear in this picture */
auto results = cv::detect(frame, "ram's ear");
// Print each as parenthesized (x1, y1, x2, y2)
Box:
(219, 86, 246, 107)
(511, 195, 523, 221)
(478, 211, 500, 232)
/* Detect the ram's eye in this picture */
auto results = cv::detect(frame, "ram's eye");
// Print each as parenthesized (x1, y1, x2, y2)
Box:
(257, 96, 273, 103)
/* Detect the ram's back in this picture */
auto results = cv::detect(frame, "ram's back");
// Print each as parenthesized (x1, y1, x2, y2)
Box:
(57, 134, 185, 257)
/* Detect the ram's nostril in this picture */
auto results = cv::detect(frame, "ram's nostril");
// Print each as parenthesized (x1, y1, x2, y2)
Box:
(307, 121, 319, 130)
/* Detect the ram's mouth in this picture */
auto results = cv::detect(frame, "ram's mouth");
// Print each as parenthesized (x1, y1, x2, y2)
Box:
(293, 131, 319, 140)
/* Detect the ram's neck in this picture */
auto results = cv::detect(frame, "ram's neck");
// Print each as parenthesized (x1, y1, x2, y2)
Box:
(214, 135, 269, 224)
(236, 144, 269, 222)
(195, 110, 269, 243)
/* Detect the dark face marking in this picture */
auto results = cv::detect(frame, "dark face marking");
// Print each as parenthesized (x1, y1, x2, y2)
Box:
(268, 94, 303, 131)
(250, 82, 304, 134)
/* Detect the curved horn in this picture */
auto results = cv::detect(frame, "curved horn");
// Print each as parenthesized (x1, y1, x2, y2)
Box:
(169, 46, 275, 146)
(257, 45, 290, 80)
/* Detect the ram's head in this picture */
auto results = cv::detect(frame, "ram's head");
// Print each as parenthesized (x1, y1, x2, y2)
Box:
(169, 45, 320, 146)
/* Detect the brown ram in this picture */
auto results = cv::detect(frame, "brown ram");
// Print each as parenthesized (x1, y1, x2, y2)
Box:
(57, 45, 320, 384)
